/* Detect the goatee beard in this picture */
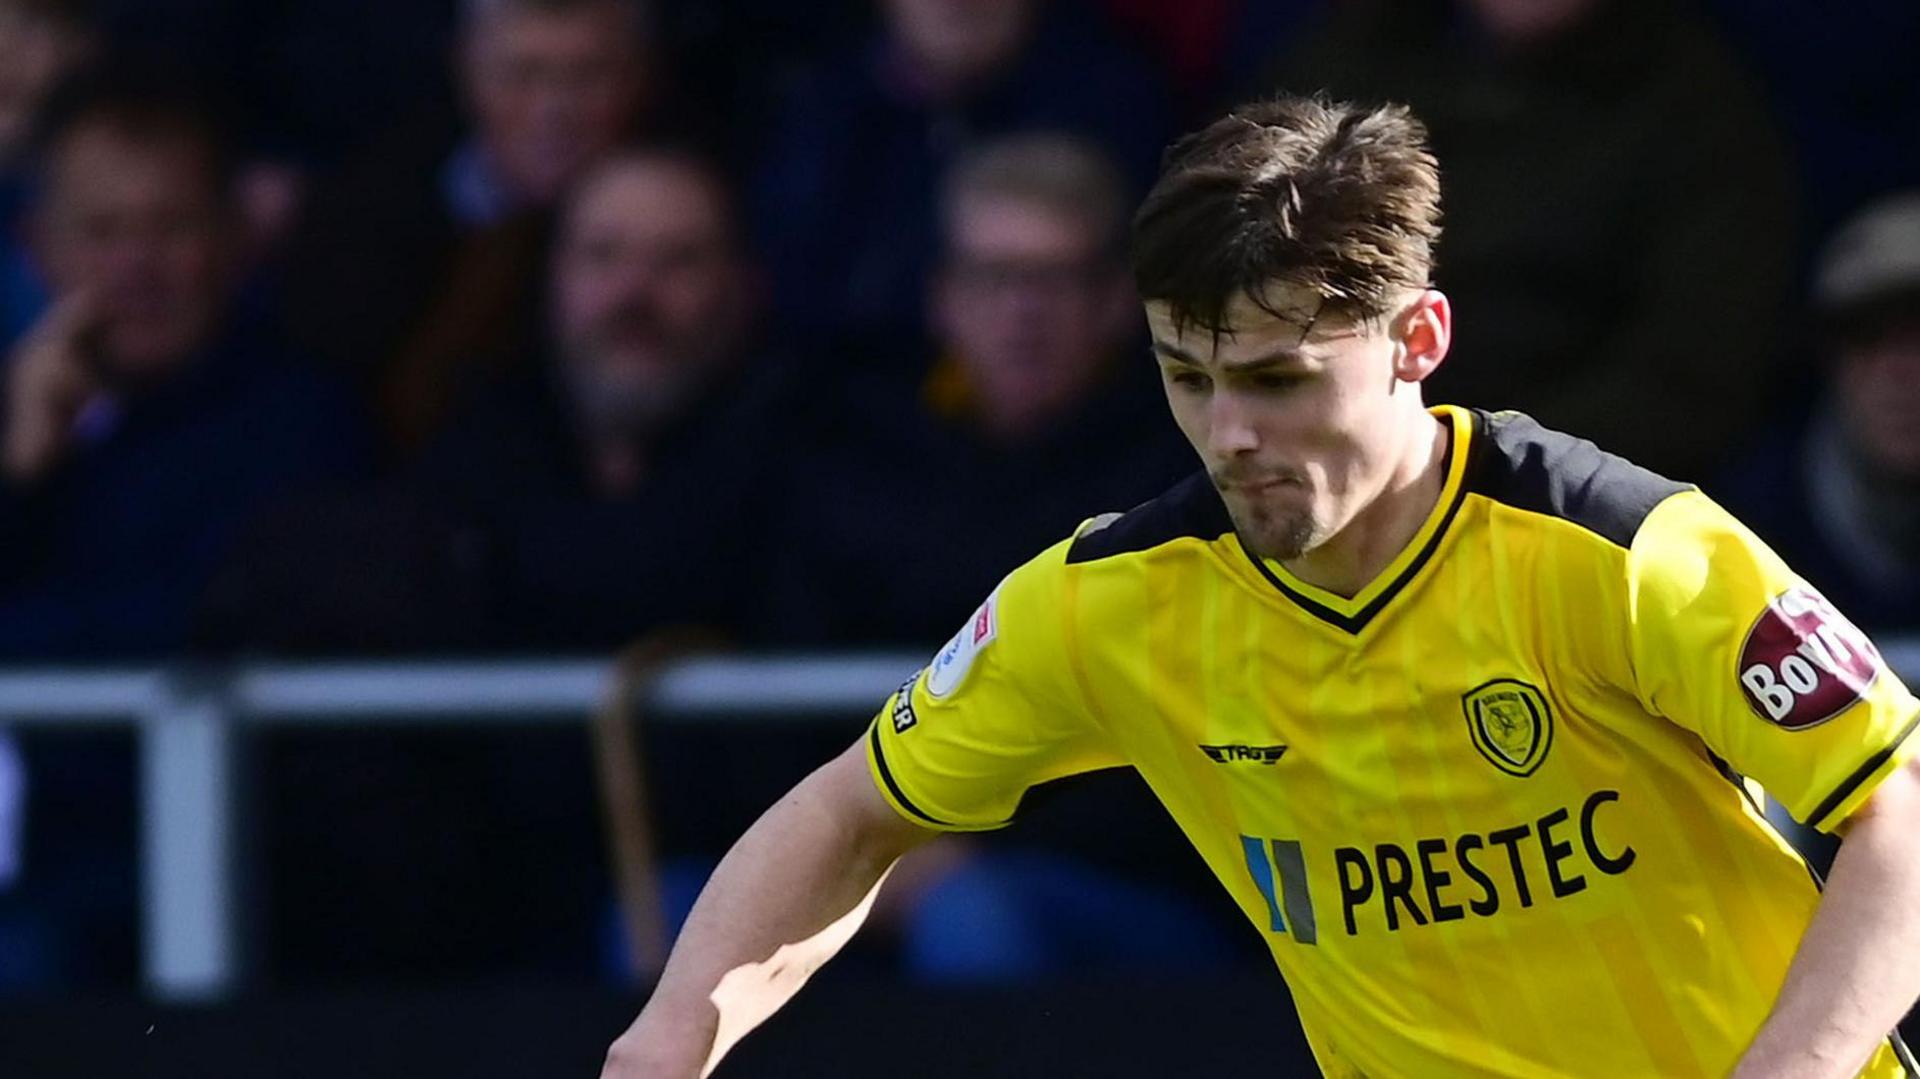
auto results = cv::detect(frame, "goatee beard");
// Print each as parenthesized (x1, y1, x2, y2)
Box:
(1235, 507, 1317, 562)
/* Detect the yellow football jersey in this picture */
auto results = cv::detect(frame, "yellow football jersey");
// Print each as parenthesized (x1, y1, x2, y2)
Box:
(867, 404, 1920, 1078)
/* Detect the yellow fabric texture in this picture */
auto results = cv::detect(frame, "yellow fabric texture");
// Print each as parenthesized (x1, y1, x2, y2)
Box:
(868, 405, 1918, 1078)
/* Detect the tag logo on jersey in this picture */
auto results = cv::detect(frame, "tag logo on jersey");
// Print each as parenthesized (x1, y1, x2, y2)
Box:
(890, 671, 923, 733)
(1737, 586, 1881, 730)
(926, 594, 997, 699)
(1200, 743, 1289, 765)
(1463, 678, 1553, 777)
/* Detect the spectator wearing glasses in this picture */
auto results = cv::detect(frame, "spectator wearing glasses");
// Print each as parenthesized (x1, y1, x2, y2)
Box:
(762, 133, 1189, 649)
(751, 0, 1172, 346)
(753, 138, 1232, 982)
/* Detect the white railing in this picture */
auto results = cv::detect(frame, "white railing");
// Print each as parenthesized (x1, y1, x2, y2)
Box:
(1, 641, 1917, 1003)
(0, 654, 923, 1003)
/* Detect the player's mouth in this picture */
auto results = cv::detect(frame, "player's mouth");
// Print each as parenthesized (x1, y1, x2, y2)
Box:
(1215, 473, 1306, 496)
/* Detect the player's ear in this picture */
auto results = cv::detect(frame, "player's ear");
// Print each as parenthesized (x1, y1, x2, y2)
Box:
(1392, 289, 1451, 383)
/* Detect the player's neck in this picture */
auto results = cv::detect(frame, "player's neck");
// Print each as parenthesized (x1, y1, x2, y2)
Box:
(1281, 413, 1450, 599)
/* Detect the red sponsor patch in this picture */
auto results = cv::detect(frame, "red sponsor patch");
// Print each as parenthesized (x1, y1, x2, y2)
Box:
(1736, 586, 1882, 729)
(971, 602, 995, 645)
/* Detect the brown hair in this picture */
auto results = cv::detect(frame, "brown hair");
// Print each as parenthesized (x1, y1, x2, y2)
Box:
(1131, 95, 1442, 335)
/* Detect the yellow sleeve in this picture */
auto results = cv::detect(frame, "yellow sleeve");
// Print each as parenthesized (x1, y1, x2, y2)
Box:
(1625, 491, 1920, 832)
(866, 535, 1121, 831)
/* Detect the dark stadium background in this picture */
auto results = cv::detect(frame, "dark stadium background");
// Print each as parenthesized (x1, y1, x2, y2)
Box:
(0, 0, 1916, 1074)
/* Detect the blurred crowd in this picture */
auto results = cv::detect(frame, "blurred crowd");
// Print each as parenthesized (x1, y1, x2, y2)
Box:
(0, 0, 1917, 995)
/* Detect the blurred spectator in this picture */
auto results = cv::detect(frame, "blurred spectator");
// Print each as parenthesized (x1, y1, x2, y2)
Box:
(752, 0, 1172, 346)
(216, 149, 791, 982)
(1718, 193, 1920, 631)
(747, 136, 1229, 986)
(211, 147, 792, 656)
(761, 133, 1190, 648)
(0, 76, 366, 658)
(0, 0, 94, 345)
(0, 74, 363, 997)
(286, 0, 683, 452)
(1267, 0, 1795, 481)
(409, 145, 792, 649)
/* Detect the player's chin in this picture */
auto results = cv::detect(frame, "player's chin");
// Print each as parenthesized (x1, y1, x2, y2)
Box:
(1233, 509, 1317, 562)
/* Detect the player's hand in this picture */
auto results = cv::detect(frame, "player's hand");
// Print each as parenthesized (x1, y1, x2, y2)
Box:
(3, 291, 102, 487)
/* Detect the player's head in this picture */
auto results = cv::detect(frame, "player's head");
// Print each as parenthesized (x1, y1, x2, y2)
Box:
(933, 133, 1134, 444)
(29, 67, 239, 379)
(457, 0, 650, 206)
(1813, 190, 1920, 479)
(1133, 95, 1451, 561)
(549, 146, 753, 441)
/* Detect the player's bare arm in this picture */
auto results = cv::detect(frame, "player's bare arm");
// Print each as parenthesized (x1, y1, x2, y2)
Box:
(600, 738, 935, 1079)
(1732, 754, 1920, 1079)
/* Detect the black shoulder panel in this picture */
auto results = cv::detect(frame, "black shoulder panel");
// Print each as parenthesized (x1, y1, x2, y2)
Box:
(1467, 410, 1692, 548)
(1066, 471, 1233, 564)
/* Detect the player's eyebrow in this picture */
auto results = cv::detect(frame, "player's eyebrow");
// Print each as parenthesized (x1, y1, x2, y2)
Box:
(1150, 340, 1314, 373)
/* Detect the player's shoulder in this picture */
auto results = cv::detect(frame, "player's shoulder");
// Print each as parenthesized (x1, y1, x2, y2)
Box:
(1465, 408, 1694, 549)
(1064, 470, 1232, 565)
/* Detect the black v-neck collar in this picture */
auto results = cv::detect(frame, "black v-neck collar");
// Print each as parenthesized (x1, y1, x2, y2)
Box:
(1237, 406, 1474, 636)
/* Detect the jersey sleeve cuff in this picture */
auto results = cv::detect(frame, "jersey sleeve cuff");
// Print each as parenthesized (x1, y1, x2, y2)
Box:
(1805, 706, 1920, 833)
(864, 723, 1011, 834)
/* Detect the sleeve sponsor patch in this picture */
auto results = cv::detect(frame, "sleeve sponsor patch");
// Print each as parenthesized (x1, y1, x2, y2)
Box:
(926, 592, 997, 699)
(890, 670, 923, 733)
(1737, 586, 1883, 729)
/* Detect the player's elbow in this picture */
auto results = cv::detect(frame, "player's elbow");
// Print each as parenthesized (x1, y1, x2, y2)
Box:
(807, 736, 941, 866)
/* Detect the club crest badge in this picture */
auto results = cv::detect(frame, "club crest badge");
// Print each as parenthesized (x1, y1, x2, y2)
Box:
(1463, 678, 1553, 777)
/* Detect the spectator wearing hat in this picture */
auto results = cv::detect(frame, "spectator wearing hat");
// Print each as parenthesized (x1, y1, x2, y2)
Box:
(1718, 191, 1920, 632)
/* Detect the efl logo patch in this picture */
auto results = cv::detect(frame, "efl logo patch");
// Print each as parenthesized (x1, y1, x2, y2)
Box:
(926, 593, 997, 699)
(1737, 586, 1881, 729)
(1463, 678, 1553, 777)
(890, 671, 923, 733)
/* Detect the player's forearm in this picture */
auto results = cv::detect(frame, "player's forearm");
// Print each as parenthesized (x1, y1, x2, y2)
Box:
(1733, 774, 1920, 1079)
(603, 744, 932, 1079)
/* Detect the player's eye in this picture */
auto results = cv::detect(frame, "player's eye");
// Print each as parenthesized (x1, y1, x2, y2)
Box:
(1250, 372, 1306, 393)
(1165, 370, 1210, 392)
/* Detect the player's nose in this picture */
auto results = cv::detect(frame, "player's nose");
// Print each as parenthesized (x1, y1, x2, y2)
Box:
(1207, 388, 1261, 456)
